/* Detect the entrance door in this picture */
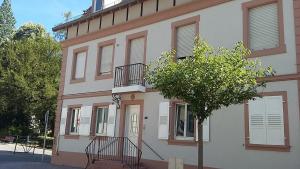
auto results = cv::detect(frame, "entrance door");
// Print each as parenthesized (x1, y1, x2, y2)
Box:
(124, 105, 140, 156)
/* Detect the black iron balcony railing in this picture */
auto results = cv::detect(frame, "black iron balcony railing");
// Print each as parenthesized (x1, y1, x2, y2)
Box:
(114, 63, 146, 88)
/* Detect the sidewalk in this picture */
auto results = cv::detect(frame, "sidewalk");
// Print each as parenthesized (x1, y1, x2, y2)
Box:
(0, 143, 81, 169)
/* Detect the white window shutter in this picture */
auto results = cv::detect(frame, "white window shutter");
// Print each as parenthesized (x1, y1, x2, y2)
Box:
(107, 104, 117, 137)
(100, 45, 113, 74)
(75, 52, 86, 79)
(196, 117, 210, 142)
(265, 96, 285, 145)
(176, 24, 196, 58)
(158, 102, 169, 140)
(60, 107, 68, 135)
(79, 106, 92, 136)
(249, 3, 279, 51)
(249, 98, 267, 144)
(130, 37, 145, 64)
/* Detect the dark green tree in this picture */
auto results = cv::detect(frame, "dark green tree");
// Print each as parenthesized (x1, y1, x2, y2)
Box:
(146, 39, 274, 169)
(0, 0, 16, 43)
(0, 23, 61, 136)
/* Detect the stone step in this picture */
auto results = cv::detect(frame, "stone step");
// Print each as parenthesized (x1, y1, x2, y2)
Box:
(89, 160, 146, 169)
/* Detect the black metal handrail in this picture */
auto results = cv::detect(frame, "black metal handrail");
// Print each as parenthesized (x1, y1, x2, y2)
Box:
(114, 63, 146, 88)
(85, 136, 142, 169)
(142, 140, 164, 161)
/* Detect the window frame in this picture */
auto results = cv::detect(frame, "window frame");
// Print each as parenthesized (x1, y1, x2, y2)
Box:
(242, 0, 286, 58)
(125, 31, 148, 65)
(168, 100, 197, 146)
(244, 91, 290, 152)
(95, 106, 109, 136)
(90, 103, 111, 137)
(95, 39, 116, 80)
(174, 103, 195, 141)
(171, 15, 200, 60)
(65, 105, 82, 139)
(70, 46, 88, 84)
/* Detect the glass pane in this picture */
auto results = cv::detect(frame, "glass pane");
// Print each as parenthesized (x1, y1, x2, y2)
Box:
(175, 104, 185, 137)
(103, 108, 108, 134)
(96, 108, 103, 134)
(70, 109, 76, 133)
(186, 105, 194, 137)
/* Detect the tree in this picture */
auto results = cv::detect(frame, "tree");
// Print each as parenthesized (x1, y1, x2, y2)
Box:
(0, 23, 61, 136)
(0, 0, 16, 43)
(13, 23, 47, 40)
(146, 39, 274, 169)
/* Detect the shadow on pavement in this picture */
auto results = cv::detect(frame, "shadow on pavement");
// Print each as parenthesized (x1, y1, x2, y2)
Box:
(0, 150, 51, 163)
(0, 150, 81, 169)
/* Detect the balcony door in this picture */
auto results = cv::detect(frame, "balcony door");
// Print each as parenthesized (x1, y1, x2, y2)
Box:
(127, 36, 145, 86)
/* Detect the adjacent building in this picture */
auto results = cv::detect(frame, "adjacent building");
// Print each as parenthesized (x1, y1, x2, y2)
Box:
(51, 0, 300, 169)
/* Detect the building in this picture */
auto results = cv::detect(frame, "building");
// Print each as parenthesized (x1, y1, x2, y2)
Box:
(51, 0, 300, 169)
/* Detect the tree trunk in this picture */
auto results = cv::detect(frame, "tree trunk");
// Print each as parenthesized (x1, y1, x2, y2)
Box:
(198, 120, 203, 169)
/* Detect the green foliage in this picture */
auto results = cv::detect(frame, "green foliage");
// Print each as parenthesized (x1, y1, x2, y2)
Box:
(0, 0, 16, 43)
(13, 23, 47, 40)
(146, 38, 274, 122)
(0, 23, 61, 136)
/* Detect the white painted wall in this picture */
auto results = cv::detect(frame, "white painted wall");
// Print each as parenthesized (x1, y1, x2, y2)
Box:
(63, 0, 297, 96)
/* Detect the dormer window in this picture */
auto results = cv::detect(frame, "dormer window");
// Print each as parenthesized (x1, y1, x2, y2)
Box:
(94, 0, 122, 12)
(94, 0, 103, 11)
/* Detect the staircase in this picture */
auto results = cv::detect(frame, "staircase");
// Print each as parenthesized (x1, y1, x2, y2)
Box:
(85, 136, 143, 169)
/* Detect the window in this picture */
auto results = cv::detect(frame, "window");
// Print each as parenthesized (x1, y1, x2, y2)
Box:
(245, 92, 290, 151)
(96, 40, 115, 80)
(175, 24, 196, 59)
(94, 0, 122, 11)
(95, 107, 109, 135)
(70, 108, 81, 134)
(94, 0, 103, 11)
(71, 47, 88, 83)
(165, 101, 209, 145)
(175, 104, 194, 140)
(242, 0, 285, 57)
(171, 16, 199, 59)
(99, 45, 113, 74)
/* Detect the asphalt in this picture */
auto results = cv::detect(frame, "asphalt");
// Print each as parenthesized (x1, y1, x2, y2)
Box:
(0, 143, 81, 169)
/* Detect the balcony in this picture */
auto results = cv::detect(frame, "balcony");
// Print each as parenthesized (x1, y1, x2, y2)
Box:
(112, 63, 146, 94)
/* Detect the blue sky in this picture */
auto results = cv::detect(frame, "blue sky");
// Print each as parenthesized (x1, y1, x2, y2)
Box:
(1, 0, 91, 33)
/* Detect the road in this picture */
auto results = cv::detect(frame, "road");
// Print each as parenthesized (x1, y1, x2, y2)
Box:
(0, 143, 81, 169)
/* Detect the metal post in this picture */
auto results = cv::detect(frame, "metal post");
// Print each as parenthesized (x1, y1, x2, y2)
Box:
(42, 111, 49, 161)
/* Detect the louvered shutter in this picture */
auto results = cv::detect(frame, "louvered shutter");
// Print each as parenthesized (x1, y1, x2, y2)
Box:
(60, 108, 68, 135)
(107, 104, 117, 137)
(79, 106, 92, 136)
(158, 102, 169, 139)
(75, 52, 86, 79)
(100, 45, 113, 74)
(130, 37, 145, 64)
(249, 3, 279, 51)
(196, 117, 210, 142)
(176, 24, 196, 59)
(249, 98, 267, 144)
(265, 96, 285, 145)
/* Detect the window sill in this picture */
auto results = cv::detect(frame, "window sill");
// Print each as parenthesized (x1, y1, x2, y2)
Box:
(168, 139, 197, 146)
(70, 78, 85, 84)
(247, 44, 286, 58)
(95, 74, 113, 80)
(64, 135, 80, 139)
(245, 143, 290, 152)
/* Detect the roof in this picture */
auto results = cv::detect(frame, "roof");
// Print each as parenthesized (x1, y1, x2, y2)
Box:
(52, 0, 141, 32)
